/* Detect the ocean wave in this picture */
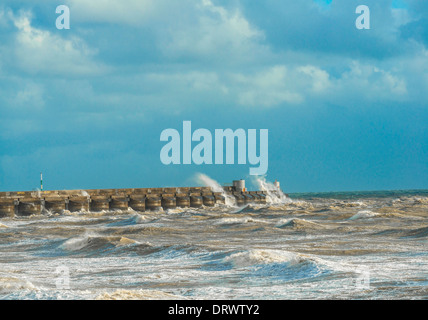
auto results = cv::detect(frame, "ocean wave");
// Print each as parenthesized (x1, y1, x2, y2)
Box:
(61, 235, 139, 252)
(0, 276, 38, 293)
(348, 210, 381, 220)
(108, 225, 180, 237)
(349, 210, 405, 220)
(223, 249, 369, 277)
(1, 288, 93, 300)
(415, 197, 428, 203)
(146, 244, 207, 260)
(231, 204, 263, 214)
(275, 218, 325, 230)
(96, 289, 184, 300)
(106, 214, 148, 227)
(403, 226, 428, 238)
(220, 249, 327, 282)
(165, 208, 186, 214)
(214, 217, 257, 226)
(337, 201, 368, 208)
(288, 200, 312, 207)
(61, 235, 204, 260)
(224, 249, 305, 268)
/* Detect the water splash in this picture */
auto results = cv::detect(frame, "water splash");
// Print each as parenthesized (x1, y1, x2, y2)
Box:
(194, 173, 236, 206)
(32, 189, 42, 198)
(252, 176, 291, 205)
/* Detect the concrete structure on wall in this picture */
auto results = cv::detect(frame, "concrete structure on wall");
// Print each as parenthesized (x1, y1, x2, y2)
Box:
(233, 180, 246, 192)
(0, 180, 272, 217)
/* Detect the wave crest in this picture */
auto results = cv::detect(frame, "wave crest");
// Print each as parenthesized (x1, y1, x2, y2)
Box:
(0, 276, 38, 293)
(96, 289, 184, 300)
(224, 249, 305, 268)
(276, 218, 324, 230)
(62, 235, 139, 252)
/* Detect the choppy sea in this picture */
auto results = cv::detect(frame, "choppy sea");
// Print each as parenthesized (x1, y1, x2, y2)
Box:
(0, 186, 427, 300)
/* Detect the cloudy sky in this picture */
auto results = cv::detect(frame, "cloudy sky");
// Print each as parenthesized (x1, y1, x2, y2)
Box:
(0, 0, 427, 192)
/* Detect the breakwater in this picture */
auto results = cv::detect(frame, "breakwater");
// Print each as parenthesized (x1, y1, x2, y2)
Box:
(0, 185, 267, 217)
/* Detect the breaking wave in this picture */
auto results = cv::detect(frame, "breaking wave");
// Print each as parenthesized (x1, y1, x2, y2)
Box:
(195, 173, 236, 206)
(62, 235, 139, 252)
(404, 226, 428, 238)
(106, 214, 147, 227)
(275, 218, 325, 230)
(0, 276, 38, 293)
(96, 289, 184, 300)
(252, 176, 292, 205)
(224, 249, 305, 267)
(214, 217, 267, 226)
(220, 249, 327, 282)
(348, 210, 404, 220)
(349, 210, 381, 220)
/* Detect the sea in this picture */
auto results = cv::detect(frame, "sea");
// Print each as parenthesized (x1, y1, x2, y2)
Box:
(0, 177, 427, 300)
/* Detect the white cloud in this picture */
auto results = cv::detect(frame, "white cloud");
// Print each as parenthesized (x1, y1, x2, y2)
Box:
(200, 0, 261, 40)
(298, 65, 331, 93)
(147, 71, 227, 93)
(13, 82, 45, 110)
(11, 11, 107, 76)
(335, 61, 408, 100)
(0, 1, 424, 116)
(224, 60, 410, 108)
(233, 65, 304, 107)
(66, 0, 268, 66)
(391, 8, 414, 28)
(158, 0, 266, 62)
(0, 9, 7, 27)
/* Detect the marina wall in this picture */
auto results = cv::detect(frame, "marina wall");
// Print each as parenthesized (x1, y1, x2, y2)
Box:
(0, 186, 267, 217)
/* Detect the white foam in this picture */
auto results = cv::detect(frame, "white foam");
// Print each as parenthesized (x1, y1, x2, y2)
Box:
(195, 173, 236, 206)
(0, 276, 38, 293)
(349, 210, 380, 220)
(96, 289, 185, 300)
(224, 249, 304, 267)
(124, 214, 147, 224)
(215, 217, 255, 225)
(252, 176, 292, 205)
(80, 190, 89, 197)
(134, 214, 147, 223)
(62, 235, 93, 251)
(275, 218, 293, 228)
(165, 208, 186, 215)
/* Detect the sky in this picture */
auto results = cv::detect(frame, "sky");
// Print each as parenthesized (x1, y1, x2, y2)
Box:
(0, 0, 427, 193)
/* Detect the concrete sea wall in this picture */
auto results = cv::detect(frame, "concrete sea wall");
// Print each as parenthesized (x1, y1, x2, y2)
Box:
(0, 186, 267, 217)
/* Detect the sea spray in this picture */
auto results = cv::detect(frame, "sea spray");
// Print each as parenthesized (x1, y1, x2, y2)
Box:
(252, 176, 291, 205)
(33, 189, 42, 198)
(224, 249, 304, 267)
(195, 173, 236, 206)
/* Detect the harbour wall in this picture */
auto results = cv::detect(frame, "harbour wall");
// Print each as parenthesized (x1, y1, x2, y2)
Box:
(0, 186, 267, 217)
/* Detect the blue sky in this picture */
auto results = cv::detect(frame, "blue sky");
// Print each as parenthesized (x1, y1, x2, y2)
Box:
(0, 0, 427, 192)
